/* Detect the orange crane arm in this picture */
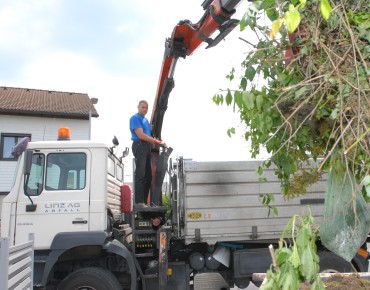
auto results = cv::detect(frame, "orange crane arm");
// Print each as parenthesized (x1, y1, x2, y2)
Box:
(150, 0, 247, 139)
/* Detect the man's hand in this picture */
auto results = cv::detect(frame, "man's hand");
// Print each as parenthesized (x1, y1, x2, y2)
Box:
(155, 139, 167, 147)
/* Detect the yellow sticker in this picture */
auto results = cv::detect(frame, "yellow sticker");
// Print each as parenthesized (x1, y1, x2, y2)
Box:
(187, 212, 202, 220)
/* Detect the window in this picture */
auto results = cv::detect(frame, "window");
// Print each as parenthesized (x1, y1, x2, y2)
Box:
(27, 153, 86, 196)
(26, 152, 87, 195)
(0, 133, 31, 160)
(27, 153, 45, 196)
(107, 156, 115, 177)
(116, 163, 123, 181)
(46, 153, 86, 191)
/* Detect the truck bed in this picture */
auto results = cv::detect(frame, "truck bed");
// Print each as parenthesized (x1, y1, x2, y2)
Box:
(180, 160, 325, 245)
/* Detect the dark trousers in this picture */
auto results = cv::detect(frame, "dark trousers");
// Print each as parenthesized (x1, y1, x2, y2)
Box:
(132, 140, 152, 204)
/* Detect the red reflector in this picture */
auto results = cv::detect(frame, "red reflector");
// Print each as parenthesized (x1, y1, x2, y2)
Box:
(58, 127, 71, 140)
(152, 217, 161, 227)
(121, 184, 132, 213)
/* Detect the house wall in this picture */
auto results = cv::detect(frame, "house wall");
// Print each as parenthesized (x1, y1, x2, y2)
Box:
(0, 115, 89, 195)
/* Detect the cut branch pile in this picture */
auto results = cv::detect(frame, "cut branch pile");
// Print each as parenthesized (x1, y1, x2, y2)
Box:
(215, 0, 370, 197)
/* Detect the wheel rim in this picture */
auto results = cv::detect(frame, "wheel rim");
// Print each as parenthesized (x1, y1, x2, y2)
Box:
(321, 269, 340, 273)
(75, 286, 97, 290)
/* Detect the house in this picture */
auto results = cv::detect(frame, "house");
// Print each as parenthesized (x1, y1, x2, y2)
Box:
(0, 86, 99, 210)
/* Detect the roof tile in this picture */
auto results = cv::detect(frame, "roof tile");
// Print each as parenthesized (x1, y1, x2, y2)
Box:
(0, 86, 99, 119)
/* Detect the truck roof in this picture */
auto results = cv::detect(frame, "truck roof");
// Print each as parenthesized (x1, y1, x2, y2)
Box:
(27, 140, 108, 150)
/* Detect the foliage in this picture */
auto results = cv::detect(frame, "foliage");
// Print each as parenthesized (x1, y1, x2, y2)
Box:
(270, 0, 333, 39)
(162, 192, 172, 216)
(259, 193, 279, 216)
(260, 213, 325, 290)
(214, 0, 370, 197)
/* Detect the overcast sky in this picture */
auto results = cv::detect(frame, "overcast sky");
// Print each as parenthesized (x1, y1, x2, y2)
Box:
(0, 0, 268, 177)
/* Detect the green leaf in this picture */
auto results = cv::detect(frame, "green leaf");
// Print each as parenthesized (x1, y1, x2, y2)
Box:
(276, 248, 292, 265)
(227, 127, 235, 137)
(245, 66, 257, 81)
(240, 77, 248, 90)
(259, 0, 275, 10)
(299, 0, 307, 8)
(363, 175, 370, 186)
(257, 164, 264, 175)
(239, 13, 248, 31)
(256, 94, 264, 111)
(330, 108, 339, 120)
(363, 175, 370, 197)
(320, 0, 332, 21)
(300, 246, 316, 281)
(296, 227, 310, 251)
(226, 89, 233, 106)
(234, 90, 243, 110)
(285, 5, 301, 33)
(278, 263, 290, 287)
(294, 86, 307, 99)
(263, 115, 273, 131)
(243, 91, 255, 109)
(271, 18, 283, 39)
(288, 244, 301, 268)
(260, 268, 279, 290)
(266, 8, 280, 22)
(212, 94, 223, 105)
(311, 276, 325, 290)
(279, 263, 299, 290)
(226, 67, 235, 81)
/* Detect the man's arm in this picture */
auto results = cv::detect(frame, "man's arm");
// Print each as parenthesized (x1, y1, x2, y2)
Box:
(134, 128, 166, 147)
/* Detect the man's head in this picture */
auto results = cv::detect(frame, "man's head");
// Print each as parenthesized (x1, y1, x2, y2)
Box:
(137, 100, 148, 116)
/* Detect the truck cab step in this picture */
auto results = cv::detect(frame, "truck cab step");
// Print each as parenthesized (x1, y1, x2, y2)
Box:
(134, 205, 168, 212)
(135, 252, 154, 258)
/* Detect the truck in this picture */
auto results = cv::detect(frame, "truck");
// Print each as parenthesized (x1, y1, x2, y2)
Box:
(2, 1, 370, 289)
(2, 129, 369, 290)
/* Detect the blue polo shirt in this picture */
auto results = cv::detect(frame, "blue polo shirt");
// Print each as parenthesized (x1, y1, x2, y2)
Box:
(130, 113, 152, 141)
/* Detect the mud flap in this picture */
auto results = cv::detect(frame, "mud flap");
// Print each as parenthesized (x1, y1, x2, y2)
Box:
(104, 239, 137, 290)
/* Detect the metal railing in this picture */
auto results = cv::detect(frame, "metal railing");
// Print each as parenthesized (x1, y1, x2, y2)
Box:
(0, 234, 34, 290)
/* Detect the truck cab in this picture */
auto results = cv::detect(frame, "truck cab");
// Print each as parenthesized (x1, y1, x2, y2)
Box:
(1, 133, 138, 289)
(2, 139, 122, 248)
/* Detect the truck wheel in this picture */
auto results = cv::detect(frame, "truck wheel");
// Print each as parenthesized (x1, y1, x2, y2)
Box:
(235, 277, 250, 289)
(319, 251, 353, 273)
(57, 267, 121, 290)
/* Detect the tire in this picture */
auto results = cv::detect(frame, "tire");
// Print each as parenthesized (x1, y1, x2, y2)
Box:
(57, 267, 121, 290)
(235, 277, 250, 289)
(319, 251, 353, 273)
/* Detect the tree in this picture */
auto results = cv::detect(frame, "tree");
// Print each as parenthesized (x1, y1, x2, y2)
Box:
(214, 0, 369, 199)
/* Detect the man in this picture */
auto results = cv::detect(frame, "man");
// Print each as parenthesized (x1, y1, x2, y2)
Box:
(130, 100, 166, 207)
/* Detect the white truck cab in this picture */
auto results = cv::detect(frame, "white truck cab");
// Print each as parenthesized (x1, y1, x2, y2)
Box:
(1, 139, 115, 249)
(1, 131, 137, 290)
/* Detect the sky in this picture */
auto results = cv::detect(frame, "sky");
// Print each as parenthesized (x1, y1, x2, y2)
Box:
(0, 0, 267, 178)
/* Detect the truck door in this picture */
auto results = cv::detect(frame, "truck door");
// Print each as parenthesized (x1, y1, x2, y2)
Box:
(14, 150, 91, 249)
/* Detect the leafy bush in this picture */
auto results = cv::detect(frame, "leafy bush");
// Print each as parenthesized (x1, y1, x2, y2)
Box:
(214, 0, 370, 198)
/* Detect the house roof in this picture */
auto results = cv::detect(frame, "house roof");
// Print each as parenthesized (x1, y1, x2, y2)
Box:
(0, 86, 99, 119)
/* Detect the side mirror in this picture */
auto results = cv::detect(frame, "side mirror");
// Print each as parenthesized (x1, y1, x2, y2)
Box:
(122, 147, 129, 159)
(24, 150, 33, 175)
(12, 137, 30, 158)
(112, 135, 119, 146)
